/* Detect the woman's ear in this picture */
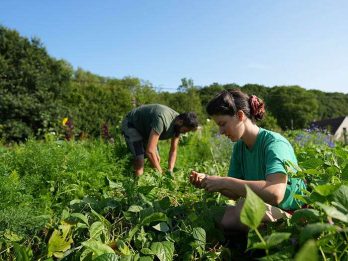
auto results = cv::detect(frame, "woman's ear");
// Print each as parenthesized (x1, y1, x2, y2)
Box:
(236, 110, 245, 121)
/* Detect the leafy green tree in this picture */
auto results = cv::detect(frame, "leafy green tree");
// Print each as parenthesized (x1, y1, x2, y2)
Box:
(268, 86, 319, 130)
(309, 90, 348, 120)
(159, 78, 204, 120)
(241, 84, 270, 100)
(258, 112, 281, 131)
(198, 83, 225, 110)
(66, 71, 139, 137)
(0, 25, 72, 141)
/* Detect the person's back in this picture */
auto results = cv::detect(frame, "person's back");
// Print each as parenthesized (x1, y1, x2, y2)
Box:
(127, 104, 179, 140)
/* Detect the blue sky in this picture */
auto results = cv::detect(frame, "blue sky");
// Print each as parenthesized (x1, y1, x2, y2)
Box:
(1, 1, 347, 93)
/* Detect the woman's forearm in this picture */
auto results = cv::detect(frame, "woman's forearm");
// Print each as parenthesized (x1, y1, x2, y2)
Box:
(220, 177, 286, 205)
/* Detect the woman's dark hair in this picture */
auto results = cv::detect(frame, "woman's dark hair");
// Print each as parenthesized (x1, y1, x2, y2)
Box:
(176, 112, 199, 128)
(206, 89, 265, 121)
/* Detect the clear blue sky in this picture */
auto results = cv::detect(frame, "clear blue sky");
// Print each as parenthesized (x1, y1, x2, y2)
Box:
(1, 0, 347, 93)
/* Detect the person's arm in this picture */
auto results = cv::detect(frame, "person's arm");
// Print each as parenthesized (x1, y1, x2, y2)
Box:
(168, 136, 179, 172)
(189, 171, 240, 199)
(146, 129, 162, 173)
(201, 173, 287, 206)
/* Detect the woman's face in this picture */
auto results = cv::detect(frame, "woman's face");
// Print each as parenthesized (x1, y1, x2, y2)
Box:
(212, 114, 244, 141)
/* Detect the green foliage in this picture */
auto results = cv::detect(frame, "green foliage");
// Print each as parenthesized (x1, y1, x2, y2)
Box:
(1, 128, 348, 259)
(0, 25, 73, 141)
(2, 25, 348, 260)
(240, 185, 266, 230)
(294, 240, 318, 261)
(67, 72, 135, 136)
(309, 90, 348, 119)
(268, 86, 319, 129)
(3, 26, 348, 142)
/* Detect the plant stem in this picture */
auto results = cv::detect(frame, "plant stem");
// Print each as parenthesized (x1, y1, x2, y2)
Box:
(319, 246, 327, 261)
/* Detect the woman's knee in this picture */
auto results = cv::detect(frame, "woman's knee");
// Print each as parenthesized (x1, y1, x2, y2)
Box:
(219, 206, 239, 230)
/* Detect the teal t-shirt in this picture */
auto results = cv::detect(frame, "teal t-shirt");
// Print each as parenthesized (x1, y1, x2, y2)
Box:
(228, 128, 306, 210)
(127, 104, 179, 140)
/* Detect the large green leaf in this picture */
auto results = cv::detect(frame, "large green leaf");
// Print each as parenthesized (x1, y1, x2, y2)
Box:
(240, 185, 266, 229)
(301, 158, 323, 169)
(94, 253, 120, 261)
(314, 184, 340, 196)
(291, 209, 321, 224)
(140, 212, 168, 226)
(127, 205, 143, 213)
(92, 209, 111, 226)
(150, 241, 174, 261)
(138, 185, 156, 194)
(294, 240, 318, 261)
(152, 222, 170, 232)
(265, 232, 291, 248)
(13, 243, 32, 261)
(82, 239, 115, 257)
(250, 233, 291, 250)
(192, 227, 206, 247)
(316, 202, 348, 223)
(90, 221, 107, 240)
(140, 248, 155, 255)
(299, 223, 336, 244)
(127, 213, 168, 241)
(331, 185, 348, 210)
(139, 257, 154, 261)
(47, 222, 74, 258)
(70, 212, 89, 225)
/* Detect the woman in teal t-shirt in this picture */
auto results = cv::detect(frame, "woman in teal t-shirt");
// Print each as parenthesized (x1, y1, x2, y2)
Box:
(189, 89, 306, 250)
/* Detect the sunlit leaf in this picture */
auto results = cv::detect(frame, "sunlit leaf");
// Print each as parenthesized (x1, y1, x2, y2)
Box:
(150, 241, 174, 261)
(140, 212, 167, 226)
(331, 185, 348, 210)
(139, 256, 154, 261)
(240, 185, 266, 229)
(13, 243, 32, 261)
(127, 205, 143, 213)
(265, 232, 291, 248)
(70, 212, 89, 225)
(94, 253, 120, 261)
(314, 184, 340, 196)
(152, 222, 170, 232)
(47, 222, 74, 258)
(90, 221, 106, 240)
(294, 240, 318, 261)
(81, 239, 115, 257)
(299, 223, 336, 244)
(316, 202, 348, 223)
(192, 227, 206, 247)
(140, 248, 154, 255)
(291, 209, 320, 224)
(4, 230, 23, 242)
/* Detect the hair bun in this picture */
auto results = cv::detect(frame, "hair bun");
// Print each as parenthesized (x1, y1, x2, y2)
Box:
(249, 95, 265, 120)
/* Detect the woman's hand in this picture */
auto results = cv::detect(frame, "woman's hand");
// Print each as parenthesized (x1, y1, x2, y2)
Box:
(201, 175, 224, 192)
(189, 170, 207, 188)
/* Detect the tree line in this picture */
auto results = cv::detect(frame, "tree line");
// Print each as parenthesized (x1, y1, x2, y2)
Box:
(1, 25, 348, 142)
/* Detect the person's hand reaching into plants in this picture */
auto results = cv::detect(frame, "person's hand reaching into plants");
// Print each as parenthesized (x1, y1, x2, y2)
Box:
(200, 175, 224, 192)
(189, 170, 207, 188)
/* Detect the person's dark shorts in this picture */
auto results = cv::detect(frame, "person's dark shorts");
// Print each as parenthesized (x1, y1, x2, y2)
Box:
(121, 118, 145, 159)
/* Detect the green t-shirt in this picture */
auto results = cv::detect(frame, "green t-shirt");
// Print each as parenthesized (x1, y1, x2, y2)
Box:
(228, 128, 306, 210)
(127, 104, 179, 140)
